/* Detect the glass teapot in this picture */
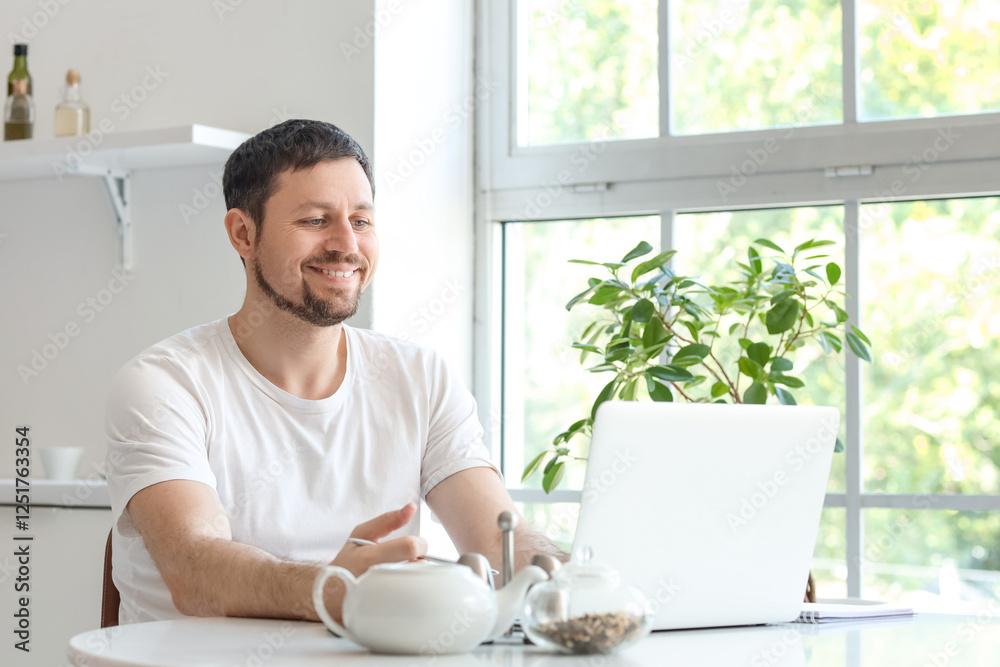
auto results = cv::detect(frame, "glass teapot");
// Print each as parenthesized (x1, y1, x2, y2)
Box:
(523, 547, 653, 654)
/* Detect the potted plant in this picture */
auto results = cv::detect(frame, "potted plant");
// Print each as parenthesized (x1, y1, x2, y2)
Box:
(521, 238, 871, 602)
(522, 237, 871, 491)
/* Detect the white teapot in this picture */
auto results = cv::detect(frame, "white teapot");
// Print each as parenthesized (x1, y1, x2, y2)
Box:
(312, 559, 548, 655)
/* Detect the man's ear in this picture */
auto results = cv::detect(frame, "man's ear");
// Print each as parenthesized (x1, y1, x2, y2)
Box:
(224, 208, 256, 265)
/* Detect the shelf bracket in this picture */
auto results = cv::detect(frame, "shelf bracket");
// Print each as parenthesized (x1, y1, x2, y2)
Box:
(69, 164, 133, 272)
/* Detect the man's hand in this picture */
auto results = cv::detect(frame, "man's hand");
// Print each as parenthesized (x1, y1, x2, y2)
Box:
(317, 503, 427, 621)
(425, 467, 569, 577)
(128, 481, 425, 622)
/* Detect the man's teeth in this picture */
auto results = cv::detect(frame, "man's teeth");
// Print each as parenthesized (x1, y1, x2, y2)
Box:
(319, 269, 354, 277)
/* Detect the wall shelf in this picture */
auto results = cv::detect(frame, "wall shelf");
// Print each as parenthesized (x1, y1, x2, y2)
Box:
(0, 124, 249, 270)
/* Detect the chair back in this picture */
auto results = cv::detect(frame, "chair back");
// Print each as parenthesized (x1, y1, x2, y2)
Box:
(101, 529, 120, 628)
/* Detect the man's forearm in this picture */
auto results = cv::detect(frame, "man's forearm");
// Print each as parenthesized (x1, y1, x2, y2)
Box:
(514, 524, 570, 571)
(164, 536, 340, 621)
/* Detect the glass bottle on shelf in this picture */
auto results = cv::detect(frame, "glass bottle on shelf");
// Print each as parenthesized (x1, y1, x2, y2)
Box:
(7, 43, 32, 97)
(54, 69, 90, 137)
(4, 78, 34, 141)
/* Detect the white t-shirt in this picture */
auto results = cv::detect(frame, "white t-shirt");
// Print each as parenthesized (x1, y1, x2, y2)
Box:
(105, 317, 498, 624)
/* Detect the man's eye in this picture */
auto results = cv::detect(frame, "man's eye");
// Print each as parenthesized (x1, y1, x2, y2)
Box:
(306, 218, 324, 226)
(353, 219, 370, 228)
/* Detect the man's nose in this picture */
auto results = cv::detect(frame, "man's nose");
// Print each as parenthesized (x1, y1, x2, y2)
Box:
(323, 216, 359, 253)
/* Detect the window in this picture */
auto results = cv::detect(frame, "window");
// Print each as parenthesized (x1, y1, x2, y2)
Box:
(477, 0, 1000, 608)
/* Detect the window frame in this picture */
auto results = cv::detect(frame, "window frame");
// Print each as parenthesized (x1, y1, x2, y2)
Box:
(474, 0, 1000, 600)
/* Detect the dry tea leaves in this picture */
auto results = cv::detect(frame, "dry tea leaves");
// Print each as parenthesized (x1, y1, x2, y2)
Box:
(533, 610, 645, 654)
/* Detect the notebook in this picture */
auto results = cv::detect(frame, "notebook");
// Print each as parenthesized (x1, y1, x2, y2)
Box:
(794, 600, 915, 624)
(572, 402, 839, 631)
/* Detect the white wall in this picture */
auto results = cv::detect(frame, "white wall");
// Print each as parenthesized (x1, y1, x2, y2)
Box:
(0, 0, 377, 479)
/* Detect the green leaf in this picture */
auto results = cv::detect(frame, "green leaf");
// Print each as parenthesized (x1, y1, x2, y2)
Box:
(711, 381, 730, 398)
(631, 250, 678, 283)
(765, 299, 801, 334)
(794, 239, 836, 255)
(769, 289, 796, 305)
(820, 331, 843, 353)
(738, 357, 763, 379)
(771, 357, 794, 372)
(619, 379, 637, 400)
(572, 343, 603, 354)
(673, 343, 711, 362)
(772, 374, 805, 388)
(826, 262, 842, 285)
(738, 338, 753, 350)
(775, 386, 797, 405)
(748, 246, 763, 275)
(567, 418, 589, 433)
(845, 331, 872, 362)
(851, 325, 871, 346)
(642, 315, 668, 349)
(605, 346, 633, 363)
(649, 381, 673, 402)
(743, 382, 768, 404)
(831, 303, 849, 323)
(542, 461, 566, 493)
(646, 365, 694, 383)
(680, 320, 701, 341)
(566, 285, 598, 310)
(621, 241, 654, 263)
(591, 380, 617, 421)
(631, 298, 655, 323)
(589, 285, 625, 305)
(835, 437, 844, 453)
(521, 451, 549, 482)
(747, 342, 772, 366)
(753, 238, 785, 253)
(567, 259, 606, 267)
(728, 322, 741, 335)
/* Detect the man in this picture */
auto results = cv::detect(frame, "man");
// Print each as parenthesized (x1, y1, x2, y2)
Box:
(106, 119, 564, 625)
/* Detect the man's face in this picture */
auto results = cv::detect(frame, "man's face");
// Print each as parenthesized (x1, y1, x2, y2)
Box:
(249, 158, 377, 327)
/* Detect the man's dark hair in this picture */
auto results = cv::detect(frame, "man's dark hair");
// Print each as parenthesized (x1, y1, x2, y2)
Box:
(223, 119, 375, 234)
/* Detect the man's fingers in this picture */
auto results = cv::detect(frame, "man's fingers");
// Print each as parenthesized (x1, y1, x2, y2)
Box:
(367, 535, 428, 564)
(350, 502, 417, 541)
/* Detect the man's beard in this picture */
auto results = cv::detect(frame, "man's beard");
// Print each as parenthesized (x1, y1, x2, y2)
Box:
(252, 251, 367, 327)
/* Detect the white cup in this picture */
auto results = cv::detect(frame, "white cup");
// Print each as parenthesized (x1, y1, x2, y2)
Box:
(39, 447, 84, 481)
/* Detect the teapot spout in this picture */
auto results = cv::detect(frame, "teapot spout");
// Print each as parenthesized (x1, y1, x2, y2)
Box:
(488, 564, 548, 640)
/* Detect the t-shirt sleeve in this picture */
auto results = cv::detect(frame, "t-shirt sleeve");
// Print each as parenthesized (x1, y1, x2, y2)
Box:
(419, 353, 502, 498)
(105, 353, 217, 538)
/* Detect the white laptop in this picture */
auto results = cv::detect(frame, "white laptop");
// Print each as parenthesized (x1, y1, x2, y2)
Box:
(572, 402, 838, 631)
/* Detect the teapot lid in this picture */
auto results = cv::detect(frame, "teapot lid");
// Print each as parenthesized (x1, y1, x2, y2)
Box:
(554, 547, 620, 586)
(370, 560, 469, 575)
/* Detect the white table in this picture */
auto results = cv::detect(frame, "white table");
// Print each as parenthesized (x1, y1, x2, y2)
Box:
(67, 614, 1000, 666)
